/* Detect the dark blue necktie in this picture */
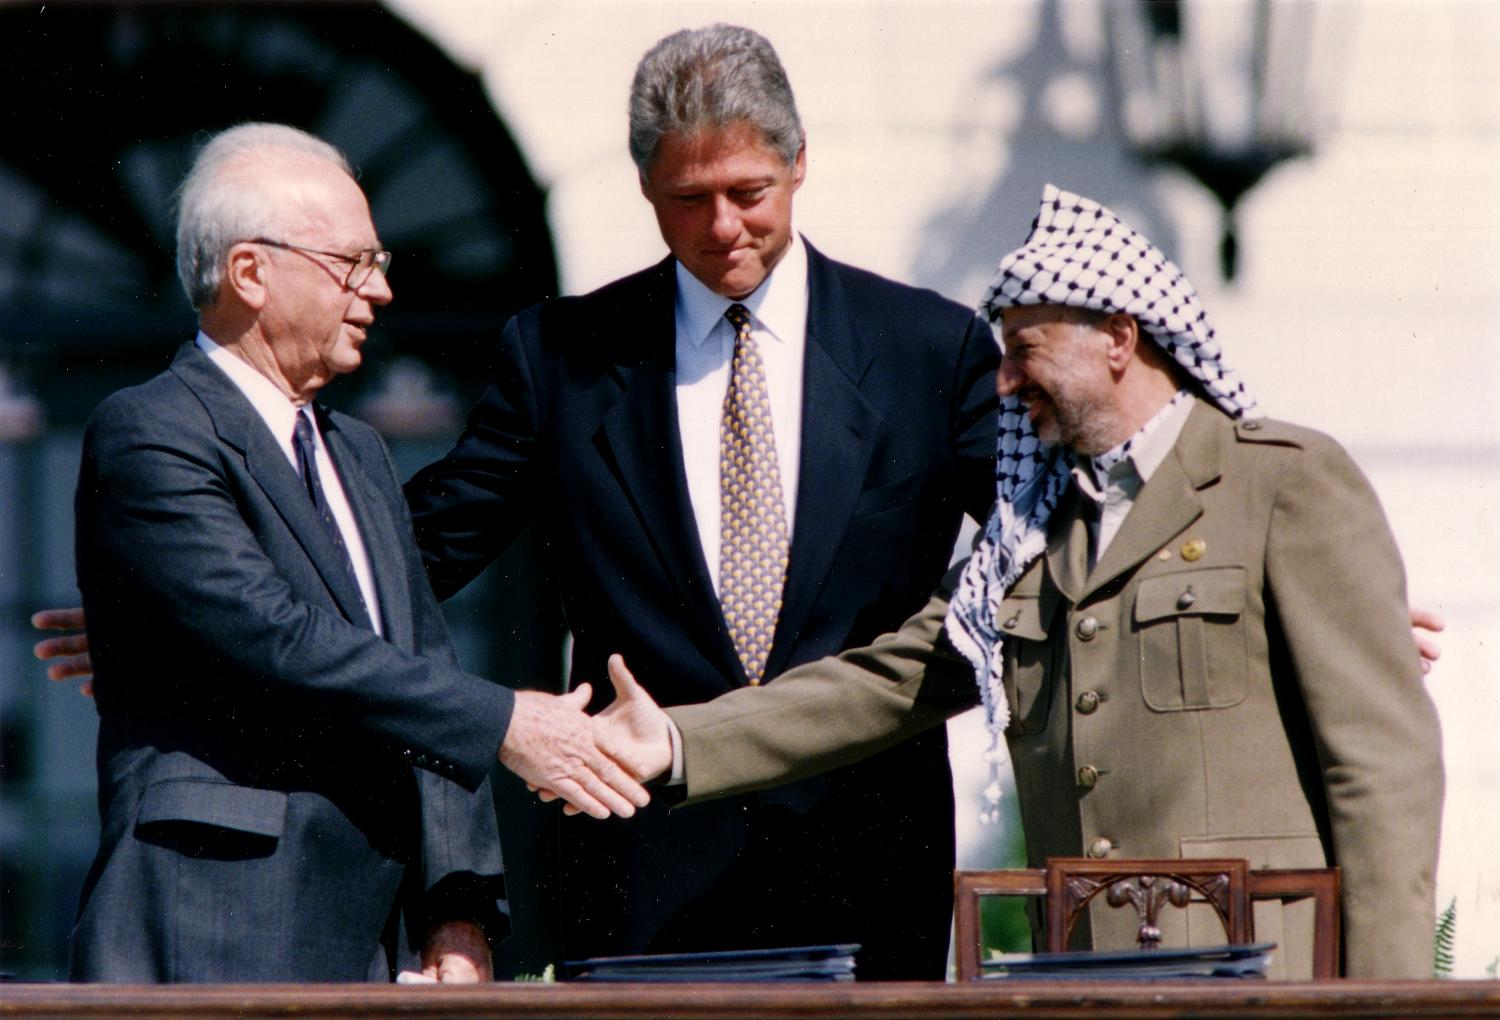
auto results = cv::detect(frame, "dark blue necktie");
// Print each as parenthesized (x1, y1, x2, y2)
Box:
(293, 410, 368, 616)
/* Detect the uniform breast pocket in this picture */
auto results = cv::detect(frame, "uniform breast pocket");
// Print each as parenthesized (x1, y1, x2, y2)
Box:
(998, 592, 1060, 734)
(1134, 567, 1248, 712)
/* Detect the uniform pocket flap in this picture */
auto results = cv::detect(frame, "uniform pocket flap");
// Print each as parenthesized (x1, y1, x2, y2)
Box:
(996, 593, 1060, 642)
(1135, 567, 1246, 624)
(136, 779, 288, 838)
(1179, 832, 1328, 869)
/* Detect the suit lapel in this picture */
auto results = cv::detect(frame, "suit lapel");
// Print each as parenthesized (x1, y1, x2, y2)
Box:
(1043, 482, 1092, 604)
(766, 245, 879, 680)
(595, 261, 731, 655)
(322, 415, 413, 650)
(1081, 401, 1225, 600)
(169, 344, 374, 630)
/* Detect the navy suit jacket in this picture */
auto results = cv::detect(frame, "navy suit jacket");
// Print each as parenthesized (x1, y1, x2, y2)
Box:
(71, 342, 512, 982)
(406, 242, 997, 979)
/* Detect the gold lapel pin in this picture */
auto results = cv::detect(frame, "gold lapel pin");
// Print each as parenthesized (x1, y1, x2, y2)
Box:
(1181, 538, 1207, 562)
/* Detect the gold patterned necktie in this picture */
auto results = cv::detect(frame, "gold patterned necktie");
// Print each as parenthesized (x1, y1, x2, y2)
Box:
(719, 303, 790, 685)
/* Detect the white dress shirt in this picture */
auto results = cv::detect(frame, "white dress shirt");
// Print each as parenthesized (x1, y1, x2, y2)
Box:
(1070, 389, 1196, 567)
(674, 232, 808, 595)
(196, 332, 384, 635)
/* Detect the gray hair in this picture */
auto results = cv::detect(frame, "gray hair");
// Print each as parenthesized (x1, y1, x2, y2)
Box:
(175, 123, 353, 310)
(628, 24, 804, 181)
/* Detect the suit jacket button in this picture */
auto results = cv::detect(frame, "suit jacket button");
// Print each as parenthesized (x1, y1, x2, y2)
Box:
(1176, 589, 1197, 610)
(1076, 617, 1099, 641)
(1087, 836, 1113, 859)
(1076, 691, 1100, 714)
(1077, 765, 1100, 789)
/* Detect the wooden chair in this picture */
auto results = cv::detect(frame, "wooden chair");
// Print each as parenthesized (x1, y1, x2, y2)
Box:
(954, 858, 1341, 980)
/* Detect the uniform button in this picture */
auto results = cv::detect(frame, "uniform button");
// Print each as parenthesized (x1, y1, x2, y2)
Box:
(1242, 420, 1261, 431)
(1087, 836, 1113, 859)
(1076, 617, 1099, 641)
(1076, 690, 1100, 714)
(1003, 614, 1019, 630)
(1177, 589, 1197, 610)
(1078, 765, 1099, 789)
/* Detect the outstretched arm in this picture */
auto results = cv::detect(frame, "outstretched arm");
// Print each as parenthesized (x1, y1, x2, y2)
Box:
(32, 603, 647, 819)
(570, 567, 978, 811)
(664, 579, 975, 804)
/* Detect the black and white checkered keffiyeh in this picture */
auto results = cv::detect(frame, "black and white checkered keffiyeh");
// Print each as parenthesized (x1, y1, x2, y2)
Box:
(946, 184, 1260, 821)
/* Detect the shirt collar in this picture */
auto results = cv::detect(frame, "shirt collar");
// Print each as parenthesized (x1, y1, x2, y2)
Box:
(675, 231, 808, 348)
(195, 331, 305, 446)
(1073, 389, 1195, 495)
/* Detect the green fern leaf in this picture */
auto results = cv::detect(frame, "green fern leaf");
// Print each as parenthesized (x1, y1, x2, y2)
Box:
(1433, 897, 1457, 978)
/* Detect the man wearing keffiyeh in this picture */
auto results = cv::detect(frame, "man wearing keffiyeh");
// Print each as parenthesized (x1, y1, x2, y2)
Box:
(601, 185, 1444, 979)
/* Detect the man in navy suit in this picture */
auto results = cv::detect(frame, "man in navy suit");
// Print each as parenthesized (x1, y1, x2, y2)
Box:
(404, 25, 998, 979)
(69, 123, 646, 982)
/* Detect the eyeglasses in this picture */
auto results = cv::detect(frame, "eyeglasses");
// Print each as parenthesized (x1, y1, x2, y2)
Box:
(250, 238, 393, 290)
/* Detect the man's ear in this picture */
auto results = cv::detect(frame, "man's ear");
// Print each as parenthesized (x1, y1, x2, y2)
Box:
(223, 242, 268, 312)
(1102, 312, 1139, 373)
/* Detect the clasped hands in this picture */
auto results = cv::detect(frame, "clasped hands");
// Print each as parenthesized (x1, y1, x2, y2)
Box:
(523, 655, 675, 816)
(32, 609, 672, 821)
(499, 655, 672, 819)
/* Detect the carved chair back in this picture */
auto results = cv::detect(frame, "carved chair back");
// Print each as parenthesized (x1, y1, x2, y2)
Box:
(954, 858, 1341, 980)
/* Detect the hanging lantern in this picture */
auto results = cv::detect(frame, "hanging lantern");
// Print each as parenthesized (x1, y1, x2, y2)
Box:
(1106, 0, 1341, 281)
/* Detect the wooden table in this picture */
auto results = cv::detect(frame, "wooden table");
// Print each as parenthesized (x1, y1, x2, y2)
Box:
(4, 980, 1499, 1019)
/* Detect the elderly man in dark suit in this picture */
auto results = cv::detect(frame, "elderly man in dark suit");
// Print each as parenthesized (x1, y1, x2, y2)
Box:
(402, 25, 998, 979)
(69, 123, 646, 983)
(597, 185, 1445, 980)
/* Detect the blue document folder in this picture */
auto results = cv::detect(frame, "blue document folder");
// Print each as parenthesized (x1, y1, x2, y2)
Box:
(982, 941, 1276, 980)
(567, 943, 860, 982)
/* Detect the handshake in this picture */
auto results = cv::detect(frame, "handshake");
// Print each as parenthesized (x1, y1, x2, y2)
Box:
(498, 655, 677, 819)
(34, 609, 675, 822)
